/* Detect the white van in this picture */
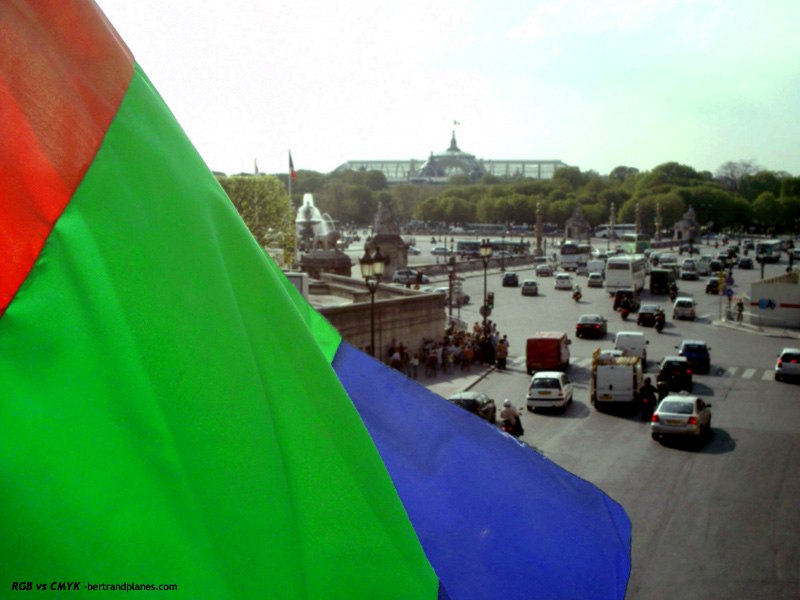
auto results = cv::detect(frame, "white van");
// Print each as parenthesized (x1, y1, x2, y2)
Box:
(696, 255, 712, 275)
(590, 349, 644, 409)
(587, 259, 606, 277)
(614, 331, 650, 369)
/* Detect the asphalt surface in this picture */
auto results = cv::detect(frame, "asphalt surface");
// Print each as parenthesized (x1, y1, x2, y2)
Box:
(352, 235, 800, 600)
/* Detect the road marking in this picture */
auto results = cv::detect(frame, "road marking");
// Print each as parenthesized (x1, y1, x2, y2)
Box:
(762, 370, 774, 381)
(575, 358, 592, 368)
(709, 366, 726, 377)
(742, 368, 756, 379)
(725, 367, 738, 377)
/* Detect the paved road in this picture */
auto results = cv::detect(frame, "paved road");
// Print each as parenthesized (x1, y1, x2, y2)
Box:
(435, 241, 800, 600)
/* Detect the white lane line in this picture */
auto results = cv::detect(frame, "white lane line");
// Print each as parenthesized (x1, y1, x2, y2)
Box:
(742, 368, 756, 379)
(575, 358, 592, 368)
(726, 367, 738, 378)
(762, 370, 774, 381)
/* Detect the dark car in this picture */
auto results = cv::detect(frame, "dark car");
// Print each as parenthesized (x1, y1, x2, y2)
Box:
(738, 257, 754, 269)
(613, 289, 640, 311)
(637, 303, 663, 327)
(656, 356, 693, 391)
(502, 272, 519, 287)
(447, 391, 495, 423)
(708, 259, 723, 273)
(575, 314, 608, 338)
(677, 340, 711, 374)
(705, 277, 724, 294)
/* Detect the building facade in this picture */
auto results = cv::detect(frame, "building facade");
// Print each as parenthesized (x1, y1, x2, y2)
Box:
(333, 132, 568, 185)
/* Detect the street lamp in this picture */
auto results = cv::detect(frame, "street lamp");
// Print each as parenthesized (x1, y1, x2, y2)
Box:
(479, 239, 493, 328)
(501, 227, 506, 272)
(448, 237, 456, 318)
(360, 248, 385, 357)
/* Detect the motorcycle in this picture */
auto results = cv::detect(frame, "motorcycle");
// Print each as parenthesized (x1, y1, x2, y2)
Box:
(501, 419, 524, 438)
(640, 396, 656, 421)
(572, 287, 582, 302)
(621, 307, 630, 321)
(654, 315, 665, 333)
(669, 288, 677, 302)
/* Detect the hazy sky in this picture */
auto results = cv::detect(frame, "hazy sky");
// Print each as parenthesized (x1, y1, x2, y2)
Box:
(97, 0, 800, 178)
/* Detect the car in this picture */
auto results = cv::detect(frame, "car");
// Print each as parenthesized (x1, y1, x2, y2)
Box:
(554, 273, 573, 290)
(502, 272, 519, 287)
(407, 246, 421, 255)
(392, 269, 430, 284)
(656, 356, 693, 391)
(672, 297, 696, 320)
(521, 280, 539, 296)
(708, 259, 724, 273)
(705, 277, 724, 295)
(536, 264, 553, 277)
(651, 393, 712, 441)
(737, 257, 753, 269)
(637, 304, 663, 327)
(775, 348, 800, 381)
(447, 391, 496, 422)
(613, 289, 640, 312)
(587, 272, 604, 287)
(676, 340, 711, 374)
(575, 314, 608, 338)
(680, 244, 700, 254)
(575, 262, 589, 276)
(681, 267, 698, 280)
(430, 246, 451, 256)
(526, 371, 574, 411)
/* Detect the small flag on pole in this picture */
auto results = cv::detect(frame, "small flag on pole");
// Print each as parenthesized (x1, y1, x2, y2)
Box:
(289, 151, 297, 180)
(254, 158, 259, 175)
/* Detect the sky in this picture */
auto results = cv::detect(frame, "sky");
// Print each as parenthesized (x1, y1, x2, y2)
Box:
(97, 0, 800, 179)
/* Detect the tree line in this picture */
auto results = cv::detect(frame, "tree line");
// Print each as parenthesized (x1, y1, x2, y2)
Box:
(215, 159, 800, 258)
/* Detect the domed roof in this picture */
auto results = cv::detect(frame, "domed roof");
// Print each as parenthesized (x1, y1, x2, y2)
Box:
(427, 132, 484, 181)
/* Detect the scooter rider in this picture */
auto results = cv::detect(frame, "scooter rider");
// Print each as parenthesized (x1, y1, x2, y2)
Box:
(639, 377, 658, 420)
(500, 399, 523, 437)
(572, 284, 582, 301)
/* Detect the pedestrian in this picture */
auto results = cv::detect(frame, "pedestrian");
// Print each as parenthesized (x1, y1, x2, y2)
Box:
(410, 353, 420, 379)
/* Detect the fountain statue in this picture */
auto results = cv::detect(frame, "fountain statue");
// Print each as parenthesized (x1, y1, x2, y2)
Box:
(297, 194, 351, 278)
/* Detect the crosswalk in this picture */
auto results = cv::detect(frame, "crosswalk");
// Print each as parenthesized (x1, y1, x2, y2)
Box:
(510, 355, 776, 381)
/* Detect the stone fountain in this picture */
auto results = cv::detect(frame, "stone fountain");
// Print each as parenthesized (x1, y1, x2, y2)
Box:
(297, 193, 352, 278)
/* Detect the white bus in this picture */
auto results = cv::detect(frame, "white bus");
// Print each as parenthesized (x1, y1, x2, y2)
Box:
(594, 224, 636, 240)
(559, 241, 592, 271)
(755, 239, 783, 263)
(604, 256, 648, 294)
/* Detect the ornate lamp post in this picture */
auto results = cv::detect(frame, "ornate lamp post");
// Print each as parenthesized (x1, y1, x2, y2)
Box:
(479, 239, 493, 328)
(448, 237, 456, 317)
(536, 202, 543, 256)
(655, 201, 662, 242)
(359, 248, 385, 357)
(608, 201, 616, 252)
(501, 227, 506, 272)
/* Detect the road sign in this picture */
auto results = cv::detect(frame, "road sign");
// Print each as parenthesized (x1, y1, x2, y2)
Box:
(725, 288, 733, 298)
(479, 305, 492, 318)
(726, 277, 734, 286)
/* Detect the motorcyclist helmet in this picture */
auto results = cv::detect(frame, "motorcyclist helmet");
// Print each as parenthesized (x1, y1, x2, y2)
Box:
(503, 399, 511, 407)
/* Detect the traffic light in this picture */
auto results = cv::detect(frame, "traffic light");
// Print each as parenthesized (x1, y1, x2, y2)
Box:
(487, 292, 495, 309)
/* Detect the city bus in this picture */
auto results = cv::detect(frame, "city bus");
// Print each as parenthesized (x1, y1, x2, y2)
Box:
(456, 239, 531, 258)
(559, 241, 593, 271)
(621, 233, 651, 254)
(755, 239, 783, 263)
(594, 224, 636, 240)
(604, 255, 648, 294)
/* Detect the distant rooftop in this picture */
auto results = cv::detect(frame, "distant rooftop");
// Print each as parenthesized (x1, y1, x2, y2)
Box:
(333, 132, 568, 185)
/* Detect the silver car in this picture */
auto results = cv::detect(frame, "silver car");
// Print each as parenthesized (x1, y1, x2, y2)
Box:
(775, 348, 800, 381)
(651, 393, 712, 441)
(521, 280, 539, 296)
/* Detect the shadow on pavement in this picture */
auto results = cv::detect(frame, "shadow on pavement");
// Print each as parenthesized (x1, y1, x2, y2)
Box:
(654, 427, 736, 454)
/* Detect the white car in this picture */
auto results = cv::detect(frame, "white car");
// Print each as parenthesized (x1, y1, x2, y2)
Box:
(775, 348, 800, 381)
(536, 264, 553, 277)
(651, 393, 712, 441)
(555, 273, 573, 290)
(672, 297, 697, 320)
(521, 280, 539, 296)
(587, 273, 604, 287)
(527, 371, 574, 411)
(430, 246, 451, 256)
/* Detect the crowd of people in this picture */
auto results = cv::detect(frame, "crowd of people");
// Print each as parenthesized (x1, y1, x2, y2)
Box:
(385, 321, 511, 380)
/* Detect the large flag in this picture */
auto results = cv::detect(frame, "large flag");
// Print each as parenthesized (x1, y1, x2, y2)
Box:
(0, 2, 631, 599)
(289, 150, 297, 180)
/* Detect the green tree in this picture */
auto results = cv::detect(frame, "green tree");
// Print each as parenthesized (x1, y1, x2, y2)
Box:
(781, 177, 800, 199)
(752, 192, 784, 229)
(553, 166, 589, 190)
(715, 159, 760, 192)
(739, 171, 782, 202)
(364, 170, 388, 191)
(216, 174, 295, 265)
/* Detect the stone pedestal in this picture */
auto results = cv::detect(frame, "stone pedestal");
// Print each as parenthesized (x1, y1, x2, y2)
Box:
(367, 233, 407, 281)
(300, 249, 352, 279)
